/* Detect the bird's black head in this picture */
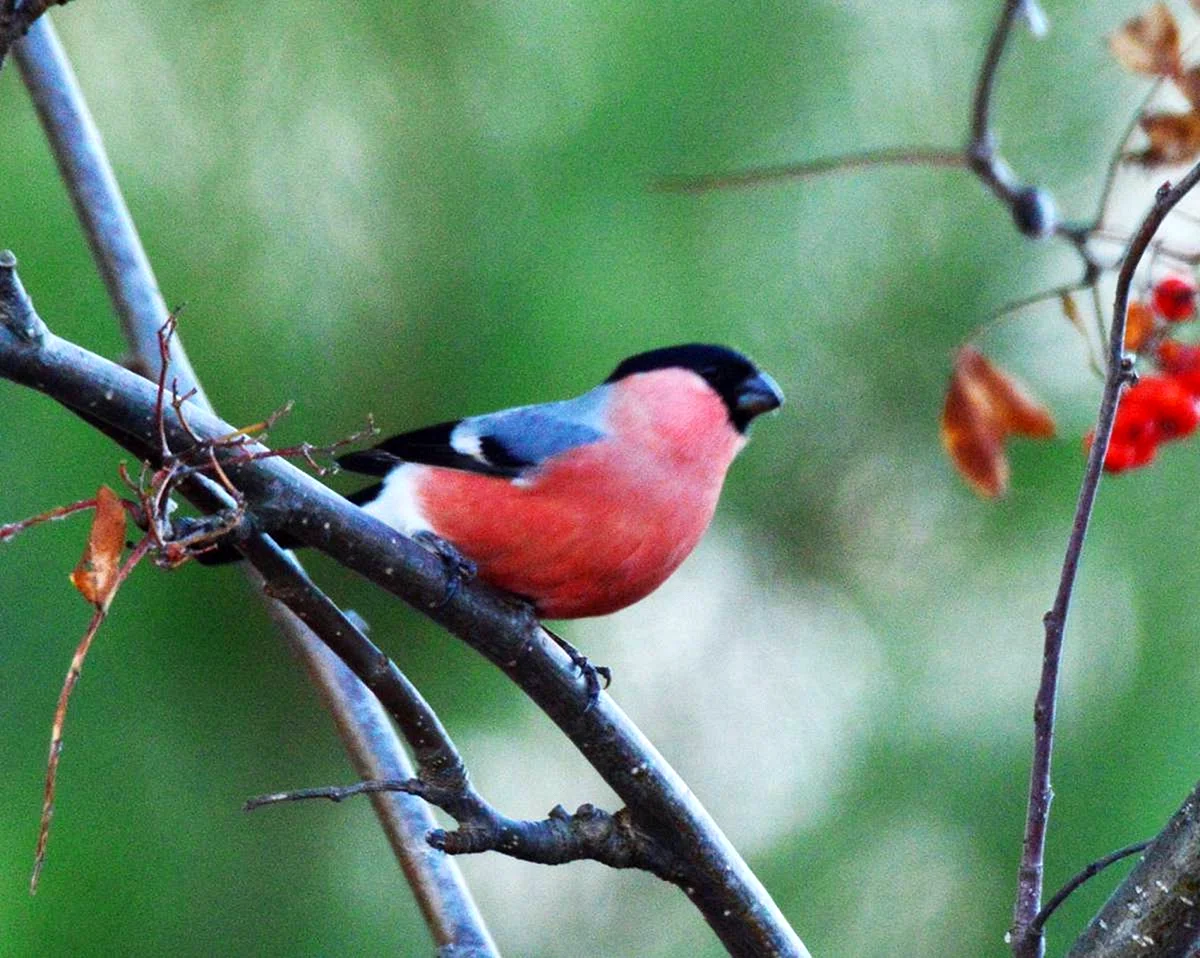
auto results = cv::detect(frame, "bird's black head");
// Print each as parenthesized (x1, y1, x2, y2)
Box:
(604, 343, 784, 433)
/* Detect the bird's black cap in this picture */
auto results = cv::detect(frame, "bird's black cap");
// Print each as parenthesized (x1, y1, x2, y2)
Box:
(605, 343, 783, 432)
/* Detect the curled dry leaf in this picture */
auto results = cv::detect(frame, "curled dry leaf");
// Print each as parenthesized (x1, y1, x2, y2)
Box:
(69, 486, 127, 612)
(1126, 300, 1158, 351)
(1135, 111, 1200, 165)
(1059, 291, 1089, 341)
(941, 347, 1056, 498)
(1109, 2, 1181, 77)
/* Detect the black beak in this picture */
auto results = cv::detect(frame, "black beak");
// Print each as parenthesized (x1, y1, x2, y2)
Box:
(732, 371, 784, 431)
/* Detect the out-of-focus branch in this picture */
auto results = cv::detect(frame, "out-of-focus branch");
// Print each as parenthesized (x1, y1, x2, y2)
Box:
(659, 0, 1101, 270)
(12, 18, 497, 955)
(1064, 782, 1200, 958)
(0, 256, 810, 958)
(14, 19, 204, 392)
(1010, 162, 1200, 958)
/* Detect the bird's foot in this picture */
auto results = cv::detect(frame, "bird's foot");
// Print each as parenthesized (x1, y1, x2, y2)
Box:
(414, 531, 477, 608)
(543, 626, 612, 710)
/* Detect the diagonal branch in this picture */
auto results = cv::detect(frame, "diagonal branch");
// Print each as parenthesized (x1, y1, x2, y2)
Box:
(240, 567, 678, 881)
(12, 17, 497, 955)
(0, 254, 810, 958)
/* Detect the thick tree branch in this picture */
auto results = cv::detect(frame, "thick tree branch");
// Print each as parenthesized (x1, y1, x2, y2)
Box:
(0, 256, 809, 958)
(12, 18, 497, 955)
(1066, 782, 1200, 958)
(14, 19, 205, 394)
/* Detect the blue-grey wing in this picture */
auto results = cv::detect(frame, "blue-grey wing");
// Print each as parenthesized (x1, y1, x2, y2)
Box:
(336, 386, 609, 479)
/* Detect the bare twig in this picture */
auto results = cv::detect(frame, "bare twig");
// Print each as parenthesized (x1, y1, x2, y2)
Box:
(660, 0, 1099, 265)
(31, 535, 152, 894)
(654, 147, 966, 193)
(0, 255, 811, 958)
(0, 495, 99, 543)
(12, 19, 498, 955)
(1010, 163, 1200, 958)
(1032, 840, 1150, 934)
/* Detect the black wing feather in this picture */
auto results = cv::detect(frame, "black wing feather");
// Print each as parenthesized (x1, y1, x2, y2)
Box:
(336, 419, 527, 479)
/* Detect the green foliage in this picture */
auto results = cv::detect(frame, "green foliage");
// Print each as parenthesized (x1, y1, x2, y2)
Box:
(0, 0, 1183, 955)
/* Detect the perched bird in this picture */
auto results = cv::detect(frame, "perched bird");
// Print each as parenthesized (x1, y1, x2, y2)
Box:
(200, 343, 781, 697)
(336, 343, 783, 620)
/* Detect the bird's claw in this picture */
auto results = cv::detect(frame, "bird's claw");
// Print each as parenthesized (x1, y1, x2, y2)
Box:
(543, 626, 612, 711)
(414, 531, 476, 608)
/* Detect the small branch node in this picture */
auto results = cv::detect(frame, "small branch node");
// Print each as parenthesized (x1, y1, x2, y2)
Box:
(0, 251, 48, 344)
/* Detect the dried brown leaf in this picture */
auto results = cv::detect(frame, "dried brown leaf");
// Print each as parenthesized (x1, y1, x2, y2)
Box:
(1134, 110, 1200, 166)
(33, 536, 152, 893)
(1059, 291, 1089, 342)
(69, 486, 126, 611)
(1109, 2, 1181, 77)
(940, 347, 1055, 498)
(1125, 300, 1159, 351)
(1175, 64, 1200, 111)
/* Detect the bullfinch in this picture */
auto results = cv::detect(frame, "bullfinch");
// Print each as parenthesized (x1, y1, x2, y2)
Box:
(336, 343, 783, 620)
(200, 344, 781, 694)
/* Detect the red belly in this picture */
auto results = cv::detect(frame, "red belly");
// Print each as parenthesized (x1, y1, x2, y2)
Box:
(415, 446, 723, 618)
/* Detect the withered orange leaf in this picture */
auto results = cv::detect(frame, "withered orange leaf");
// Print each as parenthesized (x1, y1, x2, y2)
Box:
(1125, 300, 1158, 351)
(1175, 65, 1200, 111)
(69, 486, 127, 611)
(941, 347, 1056, 498)
(1109, 2, 1181, 77)
(1135, 110, 1200, 166)
(1059, 291, 1089, 343)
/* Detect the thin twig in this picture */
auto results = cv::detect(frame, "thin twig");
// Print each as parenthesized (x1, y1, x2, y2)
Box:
(655, 147, 965, 193)
(1032, 840, 1150, 934)
(31, 535, 152, 893)
(1010, 162, 1200, 958)
(247, 781, 677, 876)
(0, 496, 98, 543)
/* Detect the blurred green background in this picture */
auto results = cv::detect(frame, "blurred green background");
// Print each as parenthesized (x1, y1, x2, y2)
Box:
(2, 0, 1195, 955)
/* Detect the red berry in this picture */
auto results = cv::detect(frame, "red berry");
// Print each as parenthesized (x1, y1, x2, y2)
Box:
(1123, 375, 1199, 440)
(1157, 341, 1200, 396)
(1104, 439, 1158, 473)
(1088, 375, 1200, 473)
(1152, 274, 1198, 322)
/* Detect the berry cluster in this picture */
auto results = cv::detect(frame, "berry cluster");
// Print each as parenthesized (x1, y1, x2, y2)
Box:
(1089, 274, 1200, 473)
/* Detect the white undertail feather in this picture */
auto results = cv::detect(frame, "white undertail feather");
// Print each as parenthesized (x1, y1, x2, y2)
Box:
(359, 463, 432, 536)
